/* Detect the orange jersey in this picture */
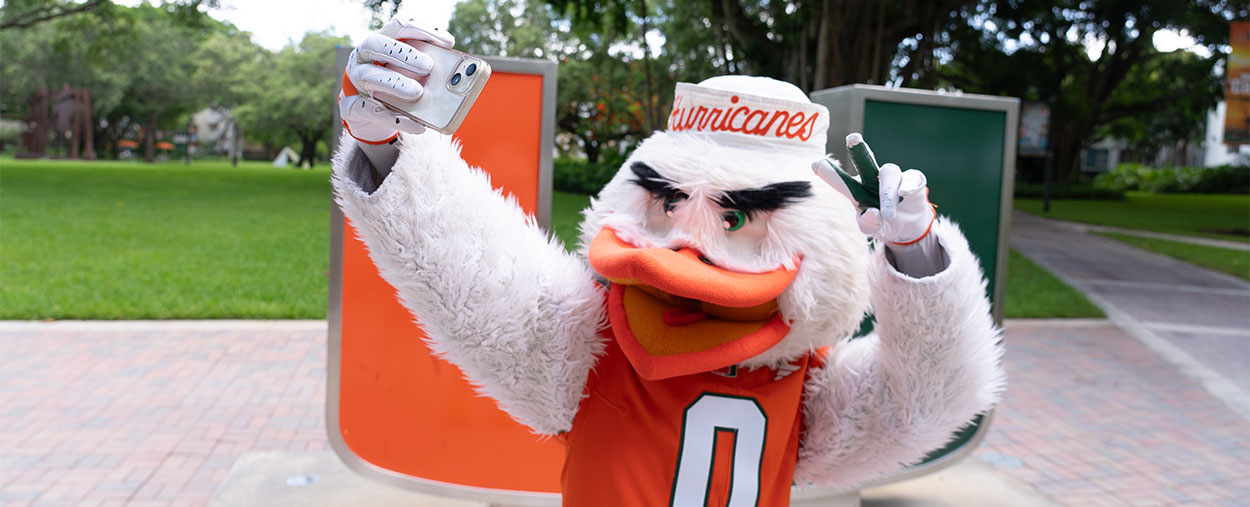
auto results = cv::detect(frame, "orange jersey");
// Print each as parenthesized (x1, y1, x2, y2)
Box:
(561, 333, 814, 506)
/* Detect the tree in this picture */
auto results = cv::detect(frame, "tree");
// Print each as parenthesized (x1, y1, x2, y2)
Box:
(449, 0, 562, 59)
(449, 0, 658, 162)
(233, 32, 348, 168)
(550, 0, 975, 92)
(937, 0, 1243, 181)
(0, 2, 242, 160)
(361, 0, 402, 29)
(0, 0, 217, 30)
(117, 4, 206, 162)
(1100, 50, 1225, 166)
(192, 27, 267, 165)
(0, 0, 110, 30)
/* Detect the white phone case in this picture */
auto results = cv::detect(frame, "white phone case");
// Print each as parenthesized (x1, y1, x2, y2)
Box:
(378, 42, 491, 134)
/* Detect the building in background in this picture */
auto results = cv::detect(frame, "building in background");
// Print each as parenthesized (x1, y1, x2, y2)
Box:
(189, 107, 242, 158)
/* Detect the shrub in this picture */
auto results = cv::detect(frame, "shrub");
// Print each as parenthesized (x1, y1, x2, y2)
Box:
(553, 157, 623, 195)
(0, 122, 22, 152)
(1094, 163, 1250, 194)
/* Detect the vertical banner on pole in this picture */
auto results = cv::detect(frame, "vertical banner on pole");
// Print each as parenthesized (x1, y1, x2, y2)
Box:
(1225, 21, 1249, 145)
(328, 57, 562, 505)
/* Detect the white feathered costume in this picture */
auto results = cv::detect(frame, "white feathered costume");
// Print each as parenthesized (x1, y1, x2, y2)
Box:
(332, 75, 1004, 506)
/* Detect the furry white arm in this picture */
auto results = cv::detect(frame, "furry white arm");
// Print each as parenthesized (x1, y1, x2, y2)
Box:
(883, 233, 947, 278)
(332, 132, 608, 435)
(794, 217, 1005, 488)
(358, 141, 399, 175)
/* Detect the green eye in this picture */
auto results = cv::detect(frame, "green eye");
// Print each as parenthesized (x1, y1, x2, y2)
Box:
(722, 210, 746, 231)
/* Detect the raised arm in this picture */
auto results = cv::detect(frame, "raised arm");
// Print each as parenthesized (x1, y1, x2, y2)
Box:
(799, 141, 1005, 487)
(332, 19, 607, 435)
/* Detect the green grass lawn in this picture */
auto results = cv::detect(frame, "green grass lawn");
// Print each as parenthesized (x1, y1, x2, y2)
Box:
(551, 191, 591, 251)
(1015, 191, 1250, 242)
(1093, 232, 1250, 281)
(1003, 250, 1104, 318)
(2, 160, 1100, 320)
(1, 157, 331, 319)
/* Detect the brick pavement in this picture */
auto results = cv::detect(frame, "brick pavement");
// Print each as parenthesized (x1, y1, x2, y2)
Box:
(978, 320, 1250, 507)
(3, 320, 1248, 506)
(0, 322, 327, 507)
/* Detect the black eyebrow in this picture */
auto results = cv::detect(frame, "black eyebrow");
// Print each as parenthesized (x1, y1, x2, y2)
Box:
(716, 181, 813, 217)
(630, 162, 681, 197)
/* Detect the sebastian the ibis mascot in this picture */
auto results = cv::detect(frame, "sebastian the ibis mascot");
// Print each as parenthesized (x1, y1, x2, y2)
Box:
(333, 19, 1004, 507)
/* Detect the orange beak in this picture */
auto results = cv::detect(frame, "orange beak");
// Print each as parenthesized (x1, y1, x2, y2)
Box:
(588, 227, 798, 308)
(588, 227, 800, 379)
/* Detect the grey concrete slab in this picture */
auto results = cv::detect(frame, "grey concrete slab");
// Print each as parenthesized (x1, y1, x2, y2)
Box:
(1064, 221, 1250, 251)
(1152, 329, 1250, 393)
(1083, 283, 1250, 330)
(211, 451, 1052, 507)
(1010, 212, 1249, 290)
(210, 451, 484, 507)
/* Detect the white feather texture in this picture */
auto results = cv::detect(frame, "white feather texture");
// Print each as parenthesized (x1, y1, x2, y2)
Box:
(578, 131, 873, 369)
(331, 132, 608, 435)
(793, 218, 1006, 488)
(333, 123, 1004, 491)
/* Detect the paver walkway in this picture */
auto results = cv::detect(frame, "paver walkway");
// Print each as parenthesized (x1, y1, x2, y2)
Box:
(3, 317, 1248, 506)
(0, 322, 328, 507)
(975, 320, 1249, 506)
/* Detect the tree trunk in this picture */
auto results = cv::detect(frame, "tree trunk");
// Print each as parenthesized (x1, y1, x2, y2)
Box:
(638, 0, 656, 136)
(868, 0, 886, 85)
(231, 120, 240, 167)
(813, 0, 833, 91)
(297, 131, 321, 169)
(81, 90, 94, 160)
(144, 111, 157, 163)
(1051, 128, 1083, 184)
(583, 135, 600, 163)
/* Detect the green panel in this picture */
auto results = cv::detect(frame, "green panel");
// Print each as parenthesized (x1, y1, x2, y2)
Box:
(862, 100, 1006, 305)
(861, 99, 1007, 468)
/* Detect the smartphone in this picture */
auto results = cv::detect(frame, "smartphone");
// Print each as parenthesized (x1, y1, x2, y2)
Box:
(376, 41, 491, 135)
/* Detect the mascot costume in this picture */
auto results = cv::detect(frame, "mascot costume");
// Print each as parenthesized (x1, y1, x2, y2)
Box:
(333, 18, 1005, 507)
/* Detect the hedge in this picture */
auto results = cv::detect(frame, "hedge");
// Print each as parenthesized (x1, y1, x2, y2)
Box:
(553, 157, 623, 195)
(1093, 163, 1250, 194)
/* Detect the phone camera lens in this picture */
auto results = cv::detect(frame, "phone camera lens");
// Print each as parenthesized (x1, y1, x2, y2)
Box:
(450, 73, 462, 86)
(465, 63, 477, 76)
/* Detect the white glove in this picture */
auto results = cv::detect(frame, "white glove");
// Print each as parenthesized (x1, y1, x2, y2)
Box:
(338, 18, 457, 144)
(812, 150, 936, 246)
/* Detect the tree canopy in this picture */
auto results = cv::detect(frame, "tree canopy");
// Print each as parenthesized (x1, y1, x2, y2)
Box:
(232, 32, 348, 168)
(1, 1, 343, 165)
(1, 1, 233, 161)
(1, 0, 1239, 175)
(938, 0, 1243, 180)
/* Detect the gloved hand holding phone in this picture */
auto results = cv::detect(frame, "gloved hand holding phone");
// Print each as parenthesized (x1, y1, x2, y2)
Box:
(339, 19, 456, 144)
(340, 18, 490, 175)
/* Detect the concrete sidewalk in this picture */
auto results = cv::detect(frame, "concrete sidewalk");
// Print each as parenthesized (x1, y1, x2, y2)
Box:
(1010, 211, 1250, 419)
(1045, 217, 1250, 252)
